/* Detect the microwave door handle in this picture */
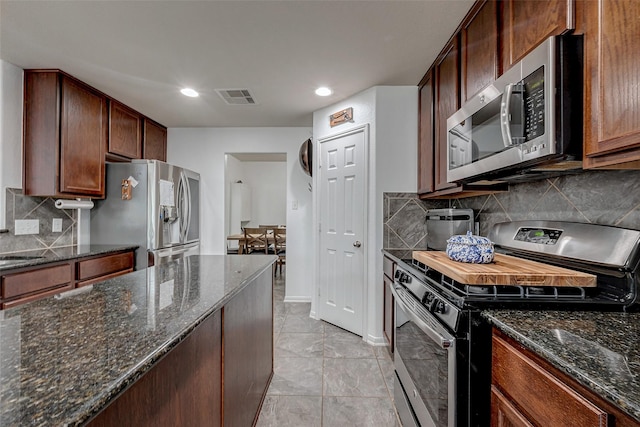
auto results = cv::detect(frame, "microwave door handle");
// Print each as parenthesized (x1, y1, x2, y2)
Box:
(500, 83, 515, 147)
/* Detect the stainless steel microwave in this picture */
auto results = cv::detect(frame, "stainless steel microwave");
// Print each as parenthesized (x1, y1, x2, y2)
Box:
(447, 35, 583, 183)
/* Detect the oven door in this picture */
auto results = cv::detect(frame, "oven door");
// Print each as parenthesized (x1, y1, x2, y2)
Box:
(391, 283, 456, 427)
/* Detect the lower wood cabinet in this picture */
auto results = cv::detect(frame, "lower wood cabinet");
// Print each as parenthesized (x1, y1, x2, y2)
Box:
(224, 268, 273, 426)
(0, 249, 135, 309)
(89, 264, 274, 427)
(491, 328, 638, 427)
(90, 309, 223, 427)
(1, 263, 74, 309)
(491, 385, 535, 427)
(76, 251, 135, 287)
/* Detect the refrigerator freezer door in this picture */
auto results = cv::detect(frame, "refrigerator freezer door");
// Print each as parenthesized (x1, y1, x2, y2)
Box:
(151, 162, 193, 249)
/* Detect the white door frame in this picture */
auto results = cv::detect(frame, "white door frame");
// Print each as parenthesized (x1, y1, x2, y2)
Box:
(312, 124, 369, 338)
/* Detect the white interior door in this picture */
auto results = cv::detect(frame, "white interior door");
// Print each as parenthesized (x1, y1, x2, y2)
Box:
(317, 126, 367, 336)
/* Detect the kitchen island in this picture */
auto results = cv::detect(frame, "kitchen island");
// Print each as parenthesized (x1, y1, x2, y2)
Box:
(484, 310, 640, 424)
(0, 254, 276, 426)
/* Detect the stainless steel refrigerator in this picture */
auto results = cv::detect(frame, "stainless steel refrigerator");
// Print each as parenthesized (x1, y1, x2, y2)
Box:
(91, 160, 200, 270)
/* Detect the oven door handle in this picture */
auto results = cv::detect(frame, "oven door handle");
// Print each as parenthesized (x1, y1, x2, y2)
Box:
(391, 283, 454, 350)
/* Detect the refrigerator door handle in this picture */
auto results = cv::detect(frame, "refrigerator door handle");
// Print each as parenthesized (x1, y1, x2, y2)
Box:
(179, 171, 191, 243)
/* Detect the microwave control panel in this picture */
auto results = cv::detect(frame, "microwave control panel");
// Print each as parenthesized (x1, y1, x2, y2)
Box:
(522, 66, 546, 142)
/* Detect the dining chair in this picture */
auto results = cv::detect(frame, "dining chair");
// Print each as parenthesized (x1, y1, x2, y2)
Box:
(259, 224, 280, 229)
(243, 227, 270, 254)
(273, 227, 286, 275)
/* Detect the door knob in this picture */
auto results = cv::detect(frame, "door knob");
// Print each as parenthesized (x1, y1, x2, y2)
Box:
(353, 241, 362, 248)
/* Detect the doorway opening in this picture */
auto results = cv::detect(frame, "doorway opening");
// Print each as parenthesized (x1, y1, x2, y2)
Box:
(224, 152, 288, 274)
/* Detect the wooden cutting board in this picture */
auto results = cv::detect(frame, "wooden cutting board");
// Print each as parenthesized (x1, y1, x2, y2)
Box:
(412, 251, 596, 287)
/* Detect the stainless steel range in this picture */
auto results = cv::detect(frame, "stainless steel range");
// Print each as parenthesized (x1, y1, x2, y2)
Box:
(391, 221, 640, 427)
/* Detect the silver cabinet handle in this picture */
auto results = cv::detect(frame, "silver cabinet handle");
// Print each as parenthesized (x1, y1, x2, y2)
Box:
(353, 241, 362, 248)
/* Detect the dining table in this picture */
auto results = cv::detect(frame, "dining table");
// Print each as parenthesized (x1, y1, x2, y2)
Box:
(227, 229, 285, 254)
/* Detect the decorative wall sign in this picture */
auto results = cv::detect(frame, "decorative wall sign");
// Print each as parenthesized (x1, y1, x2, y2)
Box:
(329, 107, 353, 127)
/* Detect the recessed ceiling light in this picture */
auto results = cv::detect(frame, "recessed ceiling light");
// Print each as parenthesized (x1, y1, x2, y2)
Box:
(315, 87, 332, 97)
(180, 88, 199, 98)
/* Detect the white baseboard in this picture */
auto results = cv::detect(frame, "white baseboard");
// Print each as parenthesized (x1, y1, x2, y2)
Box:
(367, 334, 387, 346)
(309, 310, 318, 319)
(283, 296, 312, 303)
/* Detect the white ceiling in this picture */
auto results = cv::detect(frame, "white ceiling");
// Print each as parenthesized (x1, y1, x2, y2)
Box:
(0, 0, 474, 128)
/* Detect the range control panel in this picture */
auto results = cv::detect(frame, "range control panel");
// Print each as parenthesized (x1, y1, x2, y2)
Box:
(514, 227, 563, 245)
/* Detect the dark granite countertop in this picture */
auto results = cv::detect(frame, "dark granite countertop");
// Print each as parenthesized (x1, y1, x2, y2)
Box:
(0, 244, 139, 272)
(0, 254, 276, 426)
(484, 310, 640, 421)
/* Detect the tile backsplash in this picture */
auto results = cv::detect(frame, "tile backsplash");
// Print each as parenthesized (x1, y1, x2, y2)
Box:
(384, 170, 640, 251)
(0, 188, 77, 255)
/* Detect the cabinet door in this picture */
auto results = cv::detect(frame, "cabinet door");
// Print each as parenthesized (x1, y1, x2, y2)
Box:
(418, 71, 435, 194)
(143, 119, 167, 162)
(109, 100, 142, 159)
(434, 38, 460, 191)
(90, 310, 222, 426)
(59, 77, 107, 196)
(461, 0, 499, 102)
(501, 0, 574, 72)
(490, 386, 535, 427)
(224, 268, 273, 426)
(583, 0, 640, 167)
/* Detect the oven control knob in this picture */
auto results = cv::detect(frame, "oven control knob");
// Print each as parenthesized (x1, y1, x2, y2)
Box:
(432, 299, 446, 314)
(422, 292, 433, 305)
(397, 272, 410, 284)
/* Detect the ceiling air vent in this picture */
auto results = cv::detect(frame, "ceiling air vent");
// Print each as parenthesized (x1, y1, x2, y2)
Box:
(215, 88, 258, 105)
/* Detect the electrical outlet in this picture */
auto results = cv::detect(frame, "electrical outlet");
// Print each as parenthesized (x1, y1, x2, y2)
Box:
(52, 218, 63, 233)
(292, 200, 298, 210)
(15, 219, 39, 235)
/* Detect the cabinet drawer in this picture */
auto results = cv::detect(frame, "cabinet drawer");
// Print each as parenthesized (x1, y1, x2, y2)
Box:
(492, 334, 608, 427)
(383, 256, 395, 279)
(2, 263, 74, 299)
(77, 251, 134, 281)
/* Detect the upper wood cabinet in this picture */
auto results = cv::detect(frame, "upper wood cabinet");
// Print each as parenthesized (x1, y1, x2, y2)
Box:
(501, 0, 575, 72)
(582, 0, 640, 168)
(143, 119, 167, 162)
(418, 70, 435, 195)
(109, 100, 142, 159)
(434, 38, 461, 192)
(461, 0, 499, 103)
(24, 70, 107, 198)
(417, 11, 507, 199)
